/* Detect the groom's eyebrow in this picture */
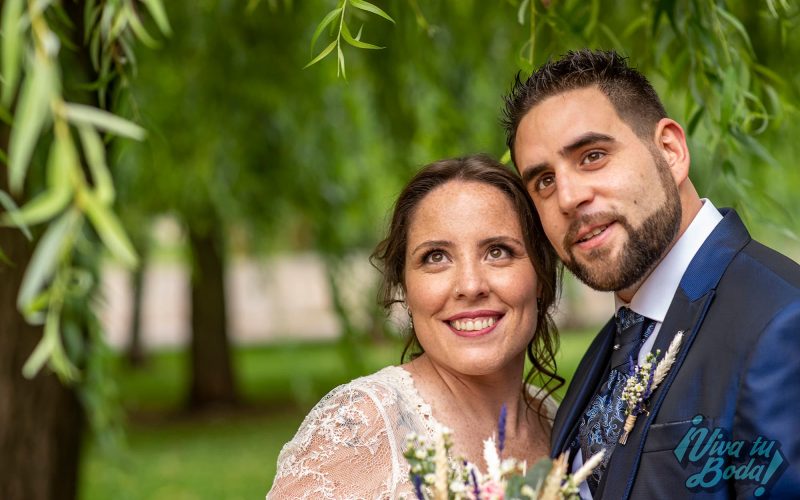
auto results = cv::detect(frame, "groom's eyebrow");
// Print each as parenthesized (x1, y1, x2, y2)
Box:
(560, 132, 616, 156)
(521, 164, 548, 186)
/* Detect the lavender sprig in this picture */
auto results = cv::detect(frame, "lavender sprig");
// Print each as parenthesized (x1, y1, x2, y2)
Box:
(412, 474, 424, 500)
(470, 468, 481, 500)
(498, 403, 507, 454)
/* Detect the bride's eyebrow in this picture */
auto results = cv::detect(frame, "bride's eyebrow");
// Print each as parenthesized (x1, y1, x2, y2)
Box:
(410, 240, 451, 257)
(479, 236, 524, 248)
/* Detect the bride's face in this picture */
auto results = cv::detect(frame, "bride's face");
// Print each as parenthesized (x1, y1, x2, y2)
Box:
(403, 180, 540, 377)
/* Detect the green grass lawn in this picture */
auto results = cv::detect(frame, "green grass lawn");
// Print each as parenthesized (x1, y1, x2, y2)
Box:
(80, 330, 596, 500)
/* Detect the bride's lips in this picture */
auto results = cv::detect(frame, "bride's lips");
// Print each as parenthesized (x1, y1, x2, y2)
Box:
(444, 310, 503, 337)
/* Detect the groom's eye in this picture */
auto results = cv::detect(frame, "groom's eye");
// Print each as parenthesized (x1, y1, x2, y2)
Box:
(534, 174, 555, 194)
(582, 150, 605, 164)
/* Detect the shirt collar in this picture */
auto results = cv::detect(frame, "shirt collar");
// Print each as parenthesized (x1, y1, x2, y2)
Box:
(614, 199, 723, 321)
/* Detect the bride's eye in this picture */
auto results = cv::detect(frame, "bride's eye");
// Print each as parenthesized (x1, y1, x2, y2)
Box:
(423, 250, 448, 264)
(487, 246, 510, 260)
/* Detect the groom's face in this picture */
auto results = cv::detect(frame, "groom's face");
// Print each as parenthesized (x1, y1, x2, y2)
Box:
(513, 87, 681, 293)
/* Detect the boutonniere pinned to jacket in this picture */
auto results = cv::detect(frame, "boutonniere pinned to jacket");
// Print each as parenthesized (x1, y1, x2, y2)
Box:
(618, 331, 684, 445)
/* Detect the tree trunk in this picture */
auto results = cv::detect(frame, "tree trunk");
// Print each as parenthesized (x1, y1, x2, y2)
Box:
(125, 262, 147, 367)
(0, 228, 85, 500)
(324, 257, 365, 378)
(186, 227, 238, 410)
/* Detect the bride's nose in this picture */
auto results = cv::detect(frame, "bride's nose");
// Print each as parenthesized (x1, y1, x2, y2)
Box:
(452, 261, 490, 300)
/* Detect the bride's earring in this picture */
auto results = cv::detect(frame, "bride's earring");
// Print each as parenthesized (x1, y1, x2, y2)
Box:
(402, 301, 414, 331)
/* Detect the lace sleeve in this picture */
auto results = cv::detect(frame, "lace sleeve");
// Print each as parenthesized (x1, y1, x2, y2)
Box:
(267, 383, 400, 500)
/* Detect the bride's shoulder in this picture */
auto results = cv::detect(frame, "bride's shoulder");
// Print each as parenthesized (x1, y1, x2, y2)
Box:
(293, 366, 411, 431)
(320, 365, 409, 404)
(268, 366, 411, 499)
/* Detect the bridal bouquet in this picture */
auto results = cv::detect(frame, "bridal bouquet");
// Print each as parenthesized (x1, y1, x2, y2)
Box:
(402, 406, 603, 500)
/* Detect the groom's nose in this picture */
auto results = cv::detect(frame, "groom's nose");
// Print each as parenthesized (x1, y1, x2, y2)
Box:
(556, 170, 594, 216)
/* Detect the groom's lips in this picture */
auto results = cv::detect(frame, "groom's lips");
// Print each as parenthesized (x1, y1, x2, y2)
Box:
(572, 221, 616, 251)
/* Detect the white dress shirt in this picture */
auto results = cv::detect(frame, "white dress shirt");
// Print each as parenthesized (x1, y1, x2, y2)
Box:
(572, 199, 723, 499)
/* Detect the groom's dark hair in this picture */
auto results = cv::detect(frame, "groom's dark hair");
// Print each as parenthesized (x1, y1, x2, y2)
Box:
(502, 49, 668, 167)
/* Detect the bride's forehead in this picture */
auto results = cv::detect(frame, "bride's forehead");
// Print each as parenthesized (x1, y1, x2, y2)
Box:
(408, 187, 522, 239)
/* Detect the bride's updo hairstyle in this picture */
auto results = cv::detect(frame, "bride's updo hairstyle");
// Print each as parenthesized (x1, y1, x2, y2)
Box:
(371, 153, 564, 408)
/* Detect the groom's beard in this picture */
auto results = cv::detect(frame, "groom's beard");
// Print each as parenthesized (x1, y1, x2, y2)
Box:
(563, 156, 682, 292)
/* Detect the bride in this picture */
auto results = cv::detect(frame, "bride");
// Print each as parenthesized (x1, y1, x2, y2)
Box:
(267, 154, 563, 499)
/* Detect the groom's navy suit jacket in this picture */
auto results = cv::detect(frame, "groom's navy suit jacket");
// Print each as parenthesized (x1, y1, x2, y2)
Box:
(551, 209, 800, 499)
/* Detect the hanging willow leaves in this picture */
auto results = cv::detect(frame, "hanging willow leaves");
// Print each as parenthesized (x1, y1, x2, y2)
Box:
(304, 0, 394, 74)
(1, 0, 25, 106)
(8, 57, 57, 194)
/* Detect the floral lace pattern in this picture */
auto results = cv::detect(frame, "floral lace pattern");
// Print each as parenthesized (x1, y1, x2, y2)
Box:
(267, 366, 556, 499)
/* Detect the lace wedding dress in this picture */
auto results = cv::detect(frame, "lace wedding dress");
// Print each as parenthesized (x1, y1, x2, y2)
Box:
(267, 365, 557, 499)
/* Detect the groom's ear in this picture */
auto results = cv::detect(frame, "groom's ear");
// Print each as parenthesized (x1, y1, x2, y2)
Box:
(654, 118, 691, 186)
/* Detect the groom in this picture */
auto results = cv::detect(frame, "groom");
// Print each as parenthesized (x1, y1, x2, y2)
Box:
(503, 49, 800, 498)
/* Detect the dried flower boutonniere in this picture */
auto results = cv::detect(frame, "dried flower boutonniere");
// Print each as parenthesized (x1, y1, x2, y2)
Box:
(618, 331, 684, 445)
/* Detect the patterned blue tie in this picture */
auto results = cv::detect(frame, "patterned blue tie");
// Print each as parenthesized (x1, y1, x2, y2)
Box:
(578, 307, 656, 491)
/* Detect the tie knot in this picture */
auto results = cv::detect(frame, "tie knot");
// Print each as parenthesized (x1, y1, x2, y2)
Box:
(611, 307, 655, 369)
(616, 307, 645, 334)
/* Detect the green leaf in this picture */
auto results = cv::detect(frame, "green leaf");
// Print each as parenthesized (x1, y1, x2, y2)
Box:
(517, 0, 530, 25)
(8, 58, 55, 194)
(140, 0, 172, 35)
(64, 103, 146, 140)
(108, 7, 129, 42)
(341, 23, 383, 49)
(22, 330, 56, 378)
(304, 40, 337, 69)
(686, 106, 705, 136)
(90, 24, 102, 70)
(1, 0, 24, 107)
(337, 43, 346, 79)
(730, 129, 779, 168)
(719, 66, 737, 126)
(310, 7, 342, 54)
(78, 126, 115, 204)
(500, 149, 511, 165)
(81, 190, 138, 267)
(2, 134, 76, 227)
(348, 0, 395, 24)
(83, 0, 99, 43)
(17, 210, 79, 313)
(651, 0, 678, 37)
(125, 5, 160, 48)
(4, 187, 72, 227)
(0, 189, 33, 239)
(23, 289, 79, 382)
(715, 5, 754, 55)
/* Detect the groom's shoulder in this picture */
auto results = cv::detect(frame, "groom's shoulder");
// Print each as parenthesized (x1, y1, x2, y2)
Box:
(734, 238, 800, 294)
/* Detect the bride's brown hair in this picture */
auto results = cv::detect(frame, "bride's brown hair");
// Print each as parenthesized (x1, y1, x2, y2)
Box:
(371, 153, 564, 419)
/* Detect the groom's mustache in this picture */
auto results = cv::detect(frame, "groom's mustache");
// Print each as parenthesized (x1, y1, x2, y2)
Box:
(564, 211, 630, 252)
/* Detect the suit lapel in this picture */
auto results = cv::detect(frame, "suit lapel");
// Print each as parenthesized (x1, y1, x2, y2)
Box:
(596, 208, 752, 499)
(596, 288, 714, 499)
(551, 319, 615, 456)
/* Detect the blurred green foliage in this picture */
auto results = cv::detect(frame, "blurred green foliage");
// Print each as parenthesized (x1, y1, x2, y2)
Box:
(116, 0, 799, 269)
